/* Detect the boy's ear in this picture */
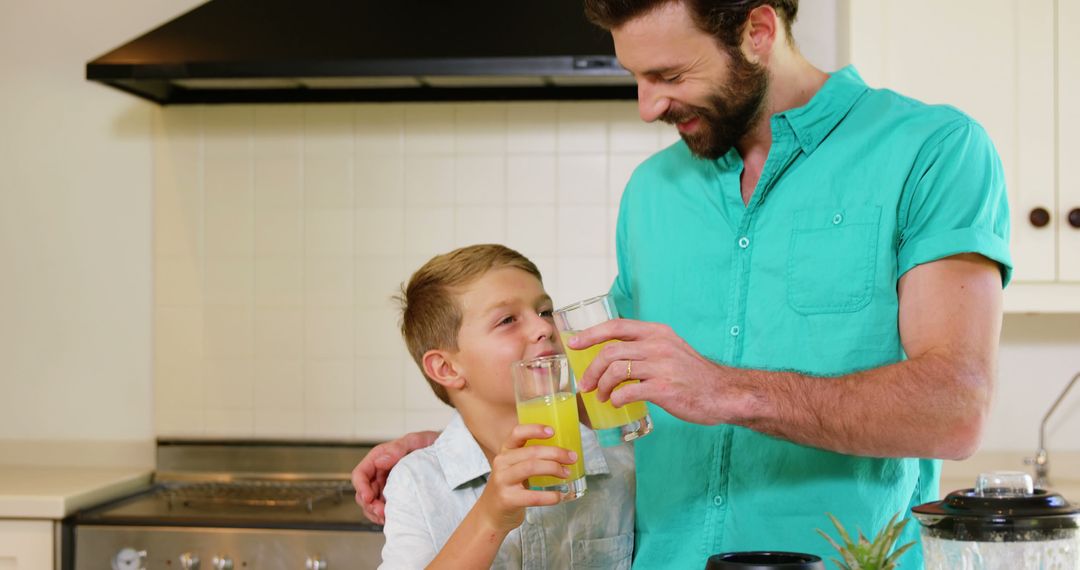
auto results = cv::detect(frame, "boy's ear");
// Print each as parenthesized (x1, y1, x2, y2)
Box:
(422, 349, 466, 391)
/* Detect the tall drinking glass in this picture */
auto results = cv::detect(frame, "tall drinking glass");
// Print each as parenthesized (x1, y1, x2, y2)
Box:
(554, 294, 653, 445)
(511, 355, 587, 502)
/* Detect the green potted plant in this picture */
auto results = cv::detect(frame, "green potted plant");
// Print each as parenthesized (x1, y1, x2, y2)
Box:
(817, 512, 915, 570)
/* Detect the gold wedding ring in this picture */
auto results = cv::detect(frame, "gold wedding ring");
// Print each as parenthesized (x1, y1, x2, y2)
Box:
(625, 360, 633, 381)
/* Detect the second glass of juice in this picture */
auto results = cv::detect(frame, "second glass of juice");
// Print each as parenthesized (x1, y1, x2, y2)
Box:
(554, 294, 653, 445)
(511, 354, 587, 502)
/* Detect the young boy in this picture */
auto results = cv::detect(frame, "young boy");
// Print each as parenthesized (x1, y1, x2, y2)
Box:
(378, 244, 635, 569)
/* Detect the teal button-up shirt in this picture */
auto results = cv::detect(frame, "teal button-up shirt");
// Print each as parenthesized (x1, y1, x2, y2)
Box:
(611, 66, 1011, 569)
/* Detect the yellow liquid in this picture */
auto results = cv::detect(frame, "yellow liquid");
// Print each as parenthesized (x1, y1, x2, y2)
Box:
(515, 392, 586, 488)
(560, 332, 649, 430)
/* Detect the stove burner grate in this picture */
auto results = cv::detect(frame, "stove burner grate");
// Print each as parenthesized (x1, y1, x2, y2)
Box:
(160, 480, 351, 512)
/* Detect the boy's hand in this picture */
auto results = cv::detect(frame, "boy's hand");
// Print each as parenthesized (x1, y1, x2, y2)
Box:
(478, 424, 579, 533)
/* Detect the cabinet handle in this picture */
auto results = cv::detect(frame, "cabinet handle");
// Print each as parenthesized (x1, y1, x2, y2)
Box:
(1029, 207, 1051, 228)
(1069, 208, 1080, 229)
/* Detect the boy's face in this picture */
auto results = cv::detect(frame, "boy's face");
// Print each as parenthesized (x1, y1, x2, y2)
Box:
(450, 266, 560, 409)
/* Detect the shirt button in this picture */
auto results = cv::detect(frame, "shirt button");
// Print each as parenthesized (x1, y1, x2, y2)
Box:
(832, 213, 843, 225)
(713, 495, 724, 506)
(730, 325, 740, 336)
(738, 236, 750, 248)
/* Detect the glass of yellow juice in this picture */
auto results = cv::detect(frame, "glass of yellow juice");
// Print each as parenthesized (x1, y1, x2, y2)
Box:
(511, 354, 587, 502)
(554, 294, 653, 446)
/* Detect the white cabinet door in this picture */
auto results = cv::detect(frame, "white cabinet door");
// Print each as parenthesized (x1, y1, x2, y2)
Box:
(1060, 0, 1080, 280)
(0, 520, 54, 570)
(848, 0, 1057, 282)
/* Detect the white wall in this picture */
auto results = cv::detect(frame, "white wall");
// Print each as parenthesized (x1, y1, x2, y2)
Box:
(0, 0, 202, 444)
(792, 0, 848, 71)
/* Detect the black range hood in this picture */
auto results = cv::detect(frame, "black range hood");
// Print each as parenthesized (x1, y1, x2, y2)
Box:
(86, 0, 637, 105)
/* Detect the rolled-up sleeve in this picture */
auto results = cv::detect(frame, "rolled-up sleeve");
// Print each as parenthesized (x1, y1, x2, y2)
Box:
(897, 118, 1013, 286)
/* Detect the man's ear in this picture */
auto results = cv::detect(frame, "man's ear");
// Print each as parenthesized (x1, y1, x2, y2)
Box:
(742, 4, 779, 62)
(422, 349, 466, 391)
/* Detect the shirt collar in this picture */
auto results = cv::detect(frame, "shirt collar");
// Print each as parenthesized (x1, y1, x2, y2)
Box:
(434, 411, 613, 491)
(774, 65, 870, 155)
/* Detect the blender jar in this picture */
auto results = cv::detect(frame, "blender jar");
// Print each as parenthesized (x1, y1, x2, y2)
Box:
(912, 471, 1080, 569)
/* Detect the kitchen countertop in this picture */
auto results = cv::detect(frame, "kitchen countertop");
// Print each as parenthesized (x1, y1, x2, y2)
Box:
(0, 466, 151, 519)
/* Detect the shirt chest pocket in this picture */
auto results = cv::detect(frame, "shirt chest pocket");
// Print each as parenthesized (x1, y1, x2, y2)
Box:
(786, 206, 882, 314)
(572, 532, 633, 569)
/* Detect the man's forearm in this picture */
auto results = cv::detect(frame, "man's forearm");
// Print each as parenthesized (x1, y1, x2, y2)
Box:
(729, 350, 992, 459)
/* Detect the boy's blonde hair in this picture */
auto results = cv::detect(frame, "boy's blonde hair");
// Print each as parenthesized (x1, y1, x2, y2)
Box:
(398, 244, 543, 407)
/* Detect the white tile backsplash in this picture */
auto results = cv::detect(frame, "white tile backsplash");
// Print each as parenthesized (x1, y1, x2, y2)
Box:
(455, 155, 506, 205)
(355, 411, 407, 442)
(254, 106, 303, 158)
(355, 155, 406, 208)
(305, 308, 354, 359)
(204, 306, 254, 359)
(405, 408, 456, 434)
(254, 308, 304, 359)
(355, 306, 406, 359)
(404, 156, 456, 206)
(304, 209, 354, 257)
(255, 209, 303, 256)
(155, 256, 203, 307)
(404, 207, 456, 256)
(558, 154, 608, 205)
(154, 101, 637, 440)
(355, 207, 406, 256)
(305, 411, 355, 439)
(205, 359, 255, 408)
(557, 205, 610, 257)
(156, 362, 205, 410)
(304, 156, 353, 209)
(254, 359, 304, 410)
(205, 409, 254, 437)
(204, 256, 254, 306)
(155, 307, 203, 366)
(507, 103, 558, 153)
(254, 409, 305, 438)
(455, 104, 508, 154)
(557, 102, 609, 153)
(507, 154, 557, 205)
(506, 205, 558, 257)
(304, 106, 353, 158)
(454, 206, 507, 248)
(254, 257, 303, 307)
(254, 157, 302, 211)
(355, 358, 406, 410)
(404, 105, 456, 155)
(305, 360, 355, 411)
(304, 257, 354, 307)
(355, 106, 405, 156)
(356, 255, 407, 308)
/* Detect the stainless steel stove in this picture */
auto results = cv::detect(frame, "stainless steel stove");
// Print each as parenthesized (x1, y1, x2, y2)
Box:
(65, 441, 383, 570)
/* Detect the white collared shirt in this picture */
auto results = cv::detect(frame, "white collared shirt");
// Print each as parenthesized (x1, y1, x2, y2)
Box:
(379, 412, 635, 569)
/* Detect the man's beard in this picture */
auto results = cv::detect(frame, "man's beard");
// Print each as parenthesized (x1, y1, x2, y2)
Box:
(662, 49, 769, 160)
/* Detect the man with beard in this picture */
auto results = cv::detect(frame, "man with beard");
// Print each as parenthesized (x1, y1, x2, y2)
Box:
(354, 1, 1011, 567)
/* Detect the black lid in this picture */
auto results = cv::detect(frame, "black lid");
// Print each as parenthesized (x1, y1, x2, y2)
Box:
(705, 552, 825, 570)
(912, 472, 1080, 542)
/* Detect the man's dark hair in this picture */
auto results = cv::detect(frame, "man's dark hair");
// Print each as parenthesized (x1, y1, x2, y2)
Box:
(583, 0, 799, 49)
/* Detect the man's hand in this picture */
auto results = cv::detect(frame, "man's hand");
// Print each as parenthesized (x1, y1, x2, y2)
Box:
(478, 424, 578, 532)
(352, 430, 439, 524)
(567, 319, 744, 425)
